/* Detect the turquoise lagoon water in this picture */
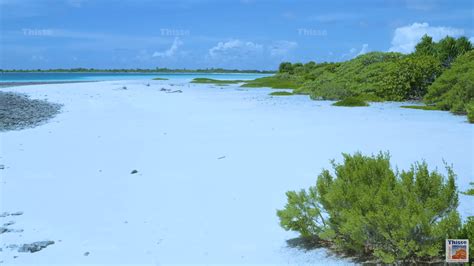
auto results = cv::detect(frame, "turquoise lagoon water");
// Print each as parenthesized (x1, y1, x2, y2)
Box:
(0, 72, 270, 82)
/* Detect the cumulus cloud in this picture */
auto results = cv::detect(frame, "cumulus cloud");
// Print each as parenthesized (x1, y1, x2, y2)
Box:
(389, 22, 464, 53)
(269, 40, 298, 57)
(342, 44, 369, 59)
(153, 37, 183, 58)
(357, 44, 369, 56)
(208, 39, 263, 59)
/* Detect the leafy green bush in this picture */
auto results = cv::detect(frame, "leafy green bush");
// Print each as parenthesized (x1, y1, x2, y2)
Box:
(378, 55, 441, 100)
(241, 76, 300, 89)
(400, 105, 440, 111)
(277, 152, 462, 263)
(190, 78, 245, 84)
(458, 217, 474, 258)
(269, 91, 293, 96)
(332, 97, 368, 107)
(425, 51, 474, 120)
(467, 102, 474, 123)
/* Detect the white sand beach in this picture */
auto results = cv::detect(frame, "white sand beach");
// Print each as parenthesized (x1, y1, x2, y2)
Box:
(0, 78, 473, 264)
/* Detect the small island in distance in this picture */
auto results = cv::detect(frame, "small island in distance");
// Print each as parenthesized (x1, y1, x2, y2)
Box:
(0, 67, 275, 74)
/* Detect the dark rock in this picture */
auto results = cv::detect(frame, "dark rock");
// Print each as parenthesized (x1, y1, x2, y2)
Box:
(0, 92, 62, 132)
(3, 221, 15, 226)
(130, 170, 138, 174)
(6, 244, 18, 250)
(18, 240, 55, 253)
(84, 251, 90, 256)
(11, 211, 23, 216)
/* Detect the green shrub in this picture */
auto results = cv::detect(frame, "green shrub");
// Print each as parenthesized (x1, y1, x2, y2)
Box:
(465, 101, 474, 123)
(190, 78, 245, 84)
(153, 77, 169, 80)
(377, 55, 441, 100)
(458, 217, 474, 258)
(269, 91, 293, 96)
(277, 152, 462, 263)
(241, 76, 300, 89)
(425, 50, 474, 118)
(400, 105, 440, 111)
(332, 97, 368, 107)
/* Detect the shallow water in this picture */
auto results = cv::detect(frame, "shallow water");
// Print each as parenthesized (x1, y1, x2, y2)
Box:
(0, 77, 472, 264)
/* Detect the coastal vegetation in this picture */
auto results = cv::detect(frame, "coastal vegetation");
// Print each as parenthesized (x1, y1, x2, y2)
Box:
(269, 91, 293, 96)
(424, 50, 474, 116)
(190, 78, 245, 85)
(332, 97, 368, 107)
(241, 76, 299, 89)
(400, 105, 440, 111)
(241, 35, 473, 122)
(152, 77, 169, 80)
(277, 152, 472, 263)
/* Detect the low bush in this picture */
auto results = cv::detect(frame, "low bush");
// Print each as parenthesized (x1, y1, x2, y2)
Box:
(332, 97, 368, 107)
(241, 76, 300, 89)
(466, 101, 474, 123)
(269, 91, 293, 96)
(190, 78, 245, 84)
(425, 50, 474, 120)
(400, 105, 440, 111)
(277, 152, 465, 263)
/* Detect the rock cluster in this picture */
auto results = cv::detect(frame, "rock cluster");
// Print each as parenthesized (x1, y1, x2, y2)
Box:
(0, 91, 62, 131)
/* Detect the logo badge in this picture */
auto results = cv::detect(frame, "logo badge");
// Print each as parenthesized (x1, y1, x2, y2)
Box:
(446, 239, 469, 263)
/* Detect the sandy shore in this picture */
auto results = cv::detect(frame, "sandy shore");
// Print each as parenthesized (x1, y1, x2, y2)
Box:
(0, 79, 472, 264)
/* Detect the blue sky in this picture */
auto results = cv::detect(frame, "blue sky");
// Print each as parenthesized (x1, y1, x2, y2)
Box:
(1, 0, 472, 70)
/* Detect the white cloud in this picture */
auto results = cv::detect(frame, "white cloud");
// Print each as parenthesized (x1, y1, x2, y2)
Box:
(269, 40, 298, 57)
(357, 44, 369, 56)
(208, 39, 263, 59)
(341, 44, 369, 59)
(153, 37, 183, 58)
(389, 22, 465, 53)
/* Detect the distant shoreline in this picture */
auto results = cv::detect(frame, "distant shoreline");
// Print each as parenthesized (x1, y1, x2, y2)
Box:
(0, 80, 96, 88)
(0, 70, 276, 74)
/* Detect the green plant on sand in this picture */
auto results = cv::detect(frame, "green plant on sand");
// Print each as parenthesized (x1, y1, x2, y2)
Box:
(269, 91, 293, 96)
(332, 97, 369, 107)
(277, 152, 466, 263)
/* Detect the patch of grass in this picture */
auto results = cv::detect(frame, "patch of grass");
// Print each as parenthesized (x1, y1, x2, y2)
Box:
(153, 77, 169, 80)
(332, 97, 369, 107)
(190, 78, 245, 84)
(400, 105, 440, 111)
(241, 76, 300, 89)
(269, 91, 293, 96)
